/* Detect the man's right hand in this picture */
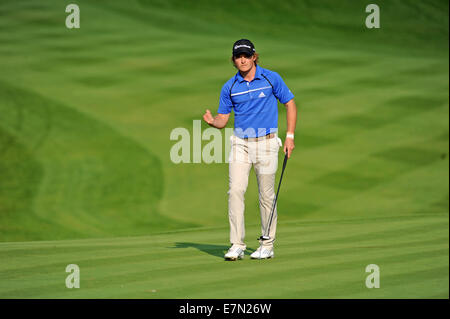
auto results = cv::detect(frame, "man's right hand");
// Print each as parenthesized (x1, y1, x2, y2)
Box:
(203, 109, 214, 125)
(202, 110, 230, 129)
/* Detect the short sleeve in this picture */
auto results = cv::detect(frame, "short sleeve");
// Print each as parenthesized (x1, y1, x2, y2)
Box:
(217, 83, 233, 114)
(272, 72, 294, 104)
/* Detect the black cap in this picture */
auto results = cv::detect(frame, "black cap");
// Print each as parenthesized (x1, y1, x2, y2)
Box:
(232, 39, 255, 57)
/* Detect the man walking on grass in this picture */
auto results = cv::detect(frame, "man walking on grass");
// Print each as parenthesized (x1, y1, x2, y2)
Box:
(203, 39, 298, 260)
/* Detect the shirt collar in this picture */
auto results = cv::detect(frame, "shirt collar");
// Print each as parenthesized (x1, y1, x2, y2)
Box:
(236, 65, 262, 83)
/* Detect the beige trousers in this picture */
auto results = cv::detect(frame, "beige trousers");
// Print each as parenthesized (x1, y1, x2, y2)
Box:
(228, 134, 282, 250)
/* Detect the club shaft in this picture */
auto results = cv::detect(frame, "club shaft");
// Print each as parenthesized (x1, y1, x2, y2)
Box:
(263, 153, 288, 238)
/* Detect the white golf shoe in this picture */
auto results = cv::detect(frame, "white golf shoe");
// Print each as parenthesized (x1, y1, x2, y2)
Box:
(224, 245, 245, 261)
(250, 246, 274, 259)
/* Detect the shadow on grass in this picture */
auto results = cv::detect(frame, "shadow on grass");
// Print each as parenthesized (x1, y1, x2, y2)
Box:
(171, 242, 256, 259)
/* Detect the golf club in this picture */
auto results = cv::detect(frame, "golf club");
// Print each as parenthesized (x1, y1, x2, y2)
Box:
(259, 151, 289, 241)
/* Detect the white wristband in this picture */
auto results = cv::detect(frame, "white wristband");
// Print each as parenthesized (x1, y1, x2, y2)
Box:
(286, 133, 294, 140)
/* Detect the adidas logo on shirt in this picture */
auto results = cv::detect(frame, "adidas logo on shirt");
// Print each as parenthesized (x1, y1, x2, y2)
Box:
(258, 92, 266, 98)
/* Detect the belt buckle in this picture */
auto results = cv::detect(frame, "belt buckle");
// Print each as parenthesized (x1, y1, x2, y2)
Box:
(260, 133, 273, 141)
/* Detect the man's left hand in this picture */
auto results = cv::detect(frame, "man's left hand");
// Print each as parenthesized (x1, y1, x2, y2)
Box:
(284, 138, 295, 158)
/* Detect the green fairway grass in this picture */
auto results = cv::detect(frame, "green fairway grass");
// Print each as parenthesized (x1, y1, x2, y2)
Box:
(0, 0, 448, 298)
(0, 214, 447, 298)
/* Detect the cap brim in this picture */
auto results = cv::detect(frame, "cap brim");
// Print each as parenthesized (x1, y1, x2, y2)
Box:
(233, 48, 254, 57)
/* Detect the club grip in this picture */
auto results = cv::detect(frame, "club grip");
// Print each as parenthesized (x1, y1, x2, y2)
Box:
(282, 152, 288, 170)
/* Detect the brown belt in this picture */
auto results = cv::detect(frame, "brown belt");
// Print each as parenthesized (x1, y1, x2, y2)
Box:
(243, 133, 275, 141)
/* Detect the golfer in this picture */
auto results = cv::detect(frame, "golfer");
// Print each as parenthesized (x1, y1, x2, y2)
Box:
(202, 39, 297, 260)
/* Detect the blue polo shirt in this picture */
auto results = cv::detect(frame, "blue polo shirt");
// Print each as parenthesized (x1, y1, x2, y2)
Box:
(218, 65, 294, 138)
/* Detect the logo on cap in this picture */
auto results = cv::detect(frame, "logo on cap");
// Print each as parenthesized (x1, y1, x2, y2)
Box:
(234, 44, 251, 50)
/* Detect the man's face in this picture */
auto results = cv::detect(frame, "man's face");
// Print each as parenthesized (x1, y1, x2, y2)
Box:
(233, 53, 256, 73)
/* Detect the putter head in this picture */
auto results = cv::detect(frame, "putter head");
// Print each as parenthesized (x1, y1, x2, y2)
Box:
(259, 235, 270, 241)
